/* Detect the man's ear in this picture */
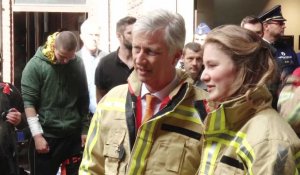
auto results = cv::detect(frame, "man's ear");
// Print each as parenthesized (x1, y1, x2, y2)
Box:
(173, 50, 183, 66)
(262, 23, 268, 30)
(180, 54, 184, 61)
(116, 32, 122, 40)
(175, 50, 183, 60)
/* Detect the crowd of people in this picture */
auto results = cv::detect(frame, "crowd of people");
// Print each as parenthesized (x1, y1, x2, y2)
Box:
(1, 4, 300, 175)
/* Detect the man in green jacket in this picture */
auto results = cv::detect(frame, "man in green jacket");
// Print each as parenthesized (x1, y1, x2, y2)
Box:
(21, 31, 89, 175)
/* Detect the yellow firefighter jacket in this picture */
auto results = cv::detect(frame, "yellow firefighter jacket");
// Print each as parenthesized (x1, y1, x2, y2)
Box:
(79, 69, 208, 175)
(278, 75, 300, 137)
(198, 86, 300, 175)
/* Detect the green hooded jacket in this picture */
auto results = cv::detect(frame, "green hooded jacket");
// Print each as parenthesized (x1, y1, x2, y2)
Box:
(21, 46, 89, 138)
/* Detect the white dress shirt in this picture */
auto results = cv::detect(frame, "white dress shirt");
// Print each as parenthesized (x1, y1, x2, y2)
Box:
(81, 47, 107, 114)
(140, 75, 179, 120)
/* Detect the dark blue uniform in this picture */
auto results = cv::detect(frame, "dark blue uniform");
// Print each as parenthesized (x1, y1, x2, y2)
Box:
(266, 39, 299, 109)
(258, 4, 299, 109)
(272, 39, 299, 75)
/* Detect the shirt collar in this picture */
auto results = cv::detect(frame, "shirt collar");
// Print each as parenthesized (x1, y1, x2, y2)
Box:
(262, 38, 273, 45)
(81, 46, 101, 58)
(141, 74, 179, 101)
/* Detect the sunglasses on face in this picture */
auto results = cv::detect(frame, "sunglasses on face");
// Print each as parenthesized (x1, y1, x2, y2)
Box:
(268, 21, 285, 26)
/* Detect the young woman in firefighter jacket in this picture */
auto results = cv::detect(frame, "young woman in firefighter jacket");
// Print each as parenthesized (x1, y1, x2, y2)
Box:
(278, 67, 300, 138)
(79, 9, 208, 175)
(197, 25, 300, 175)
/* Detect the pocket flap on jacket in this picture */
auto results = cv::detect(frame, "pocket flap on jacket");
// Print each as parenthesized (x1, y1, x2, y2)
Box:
(104, 129, 126, 159)
(106, 129, 126, 144)
(166, 142, 185, 172)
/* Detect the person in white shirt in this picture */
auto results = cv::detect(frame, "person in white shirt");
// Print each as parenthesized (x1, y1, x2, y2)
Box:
(77, 18, 107, 116)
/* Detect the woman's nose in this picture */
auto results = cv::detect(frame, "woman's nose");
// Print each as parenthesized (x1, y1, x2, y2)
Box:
(200, 69, 208, 81)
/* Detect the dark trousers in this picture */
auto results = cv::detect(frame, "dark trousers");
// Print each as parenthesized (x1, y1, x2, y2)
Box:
(0, 122, 19, 175)
(28, 133, 82, 175)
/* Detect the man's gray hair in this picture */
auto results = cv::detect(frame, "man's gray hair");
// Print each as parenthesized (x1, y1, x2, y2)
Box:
(80, 18, 101, 34)
(132, 9, 186, 54)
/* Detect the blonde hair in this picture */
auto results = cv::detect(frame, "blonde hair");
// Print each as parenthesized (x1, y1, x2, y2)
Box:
(204, 25, 275, 99)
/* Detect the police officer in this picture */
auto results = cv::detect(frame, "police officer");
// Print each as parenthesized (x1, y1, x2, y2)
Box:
(194, 22, 211, 45)
(259, 5, 299, 109)
(259, 5, 299, 79)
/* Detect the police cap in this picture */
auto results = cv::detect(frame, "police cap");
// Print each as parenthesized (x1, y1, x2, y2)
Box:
(258, 5, 286, 23)
(195, 23, 211, 36)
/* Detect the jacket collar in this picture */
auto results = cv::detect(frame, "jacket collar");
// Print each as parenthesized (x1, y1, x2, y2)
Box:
(205, 86, 272, 132)
(125, 69, 196, 149)
(127, 69, 194, 99)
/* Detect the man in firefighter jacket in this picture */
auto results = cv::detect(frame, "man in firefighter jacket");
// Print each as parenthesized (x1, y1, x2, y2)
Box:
(79, 9, 208, 175)
(278, 67, 300, 137)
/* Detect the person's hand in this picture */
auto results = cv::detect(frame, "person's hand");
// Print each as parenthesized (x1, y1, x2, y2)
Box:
(33, 134, 50, 154)
(6, 108, 21, 126)
(81, 134, 87, 147)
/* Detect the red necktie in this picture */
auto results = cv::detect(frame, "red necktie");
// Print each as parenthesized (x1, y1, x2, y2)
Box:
(142, 94, 157, 124)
